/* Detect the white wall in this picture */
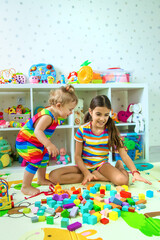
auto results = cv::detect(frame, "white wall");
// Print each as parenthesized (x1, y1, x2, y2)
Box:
(0, 0, 160, 147)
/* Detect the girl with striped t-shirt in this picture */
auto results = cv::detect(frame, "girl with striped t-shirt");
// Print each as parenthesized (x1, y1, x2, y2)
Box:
(49, 95, 151, 186)
(16, 85, 78, 196)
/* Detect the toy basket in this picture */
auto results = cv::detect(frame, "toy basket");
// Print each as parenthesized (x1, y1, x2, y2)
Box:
(8, 113, 30, 123)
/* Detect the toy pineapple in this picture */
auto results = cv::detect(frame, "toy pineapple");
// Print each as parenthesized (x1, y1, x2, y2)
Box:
(78, 60, 93, 83)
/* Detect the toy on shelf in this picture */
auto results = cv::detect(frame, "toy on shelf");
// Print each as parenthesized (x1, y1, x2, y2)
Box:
(67, 71, 79, 84)
(57, 75, 66, 84)
(4, 105, 31, 127)
(0, 120, 10, 128)
(0, 112, 3, 120)
(0, 178, 14, 210)
(127, 103, 144, 133)
(56, 148, 70, 165)
(77, 60, 93, 84)
(0, 137, 12, 169)
(29, 63, 56, 84)
(111, 109, 119, 124)
(117, 103, 144, 133)
(74, 98, 84, 125)
(0, 68, 26, 84)
(102, 68, 130, 83)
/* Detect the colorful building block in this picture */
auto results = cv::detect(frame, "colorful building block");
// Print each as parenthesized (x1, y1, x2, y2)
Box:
(88, 215, 97, 225)
(61, 218, 69, 228)
(109, 211, 118, 221)
(146, 190, 154, 198)
(67, 221, 82, 231)
(46, 216, 54, 224)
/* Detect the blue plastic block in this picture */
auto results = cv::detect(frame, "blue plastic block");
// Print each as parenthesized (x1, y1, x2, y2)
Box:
(106, 184, 111, 191)
(104, 204, 112, 210)
(88, 215, 97, 225)
(146, 190, 154, 198)
(37, 209, 45, 216)
(48, 200, 56, 208)
(94, 183, 101, 191)
(110, 190, 117, 196)
(82, 213, 91, 223)
(61, 218, 69, 228)
(80, 206, 89, 214)
(70, 194, 78, 200)
(90, 187, 97, 194)
(35, 201, 41, 208)
(31, 216, 39, 223)
(122, 206, 129, 211)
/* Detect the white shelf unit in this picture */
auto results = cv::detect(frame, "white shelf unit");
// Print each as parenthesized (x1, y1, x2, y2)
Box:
(0, 83, 149, 167)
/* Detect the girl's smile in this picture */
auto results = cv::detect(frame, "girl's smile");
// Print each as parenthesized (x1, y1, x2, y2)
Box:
(89, 106, 110, 129)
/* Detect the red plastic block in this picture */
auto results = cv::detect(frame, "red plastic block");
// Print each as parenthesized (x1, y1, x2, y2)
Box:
(100, 189, 105, 195)
(100, 218, 109, 224)
(128, 207, 135, 212)
(120, 191, 131, 198)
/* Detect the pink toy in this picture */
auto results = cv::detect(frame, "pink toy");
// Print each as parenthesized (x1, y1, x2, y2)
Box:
(0, 120, 10, 128)
(56, 148, 70, 165)
(117, 104, 133, 122)
(29, 76, 39, 83)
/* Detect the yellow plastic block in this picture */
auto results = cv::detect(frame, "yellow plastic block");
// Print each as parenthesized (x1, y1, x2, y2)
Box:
(38, 216, 46, 222)
(139, 193, 145, 200)
(73, 199, 80, 206)
(109, 211, 118, 221)
(93, 212, 101, 222)
(100, 186, 106, 191)
(121, 185, 128, 191)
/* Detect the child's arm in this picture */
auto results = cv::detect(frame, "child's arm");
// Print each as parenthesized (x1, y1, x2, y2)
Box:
(118, 147, 152, 185)
(75, 141, 98, 185)
(34, 115, 59, 157)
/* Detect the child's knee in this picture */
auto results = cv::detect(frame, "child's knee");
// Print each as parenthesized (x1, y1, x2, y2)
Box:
(114, 175, 129, 186)
(49, 171, 58, 183)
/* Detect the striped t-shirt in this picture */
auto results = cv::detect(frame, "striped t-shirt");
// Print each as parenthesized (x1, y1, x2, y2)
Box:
(74, 122, 109, 170)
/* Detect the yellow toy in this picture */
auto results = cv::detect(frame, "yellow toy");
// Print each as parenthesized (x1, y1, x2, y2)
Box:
(78, 60, 93, 83)
(0, 178, 14, 210)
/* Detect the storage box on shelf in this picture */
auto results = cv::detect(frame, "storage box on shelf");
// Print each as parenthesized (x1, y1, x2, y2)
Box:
(0, 83, 148, 167)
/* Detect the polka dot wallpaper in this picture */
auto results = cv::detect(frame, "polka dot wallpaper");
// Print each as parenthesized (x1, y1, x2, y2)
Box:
(0, 0, 160, 147)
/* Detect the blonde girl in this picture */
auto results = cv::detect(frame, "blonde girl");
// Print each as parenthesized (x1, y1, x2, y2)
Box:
(16, 85, 78, 195)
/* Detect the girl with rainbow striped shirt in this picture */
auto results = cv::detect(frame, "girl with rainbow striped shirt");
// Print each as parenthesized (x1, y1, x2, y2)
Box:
(49, 95, 151, 186)
(16, 85, 78, 195)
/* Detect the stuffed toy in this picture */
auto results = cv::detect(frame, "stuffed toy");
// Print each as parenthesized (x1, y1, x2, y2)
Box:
(74, 98, 84, 125)
(0, 137, 12, 169)
(56, 148, 70, 165)
(127, 103, 144, 133)
(117, 104, 133, 122)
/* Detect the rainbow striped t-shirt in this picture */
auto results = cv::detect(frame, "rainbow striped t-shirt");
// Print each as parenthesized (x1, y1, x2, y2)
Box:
(74, 122, 109, 170)
(16, 108, 60, 163)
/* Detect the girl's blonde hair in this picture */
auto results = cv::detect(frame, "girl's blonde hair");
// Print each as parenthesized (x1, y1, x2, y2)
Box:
(49, 85, 78, 106)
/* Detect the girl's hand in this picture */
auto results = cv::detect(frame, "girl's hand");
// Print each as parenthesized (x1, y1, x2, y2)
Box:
(82, 172, 98, 185)
(46, 143, 59, 157)
(132, 173, 152, 185)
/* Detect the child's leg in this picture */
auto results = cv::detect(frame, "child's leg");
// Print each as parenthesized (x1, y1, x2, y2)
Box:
(37, 167, 53, 185)
(49, 166, 84, 184)
(98, 160, 129, 185)
(21, 168, 40, 196)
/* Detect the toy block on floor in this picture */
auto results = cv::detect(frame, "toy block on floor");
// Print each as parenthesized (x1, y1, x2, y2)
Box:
(121, 185, 128, 191)
(138, 193, 145, 200)
(109, 211, 118, 221)
(106, 184, 111, 191)
(70, 206, 79, 218)
(82, 213, 91, 223)
(46, 216, 54, 224)
(45, 208, 55, 215)
(31, 216, 38, 223)
(128, 207, 135, 212)
(116, 186, 125, 192)
(23, 208, 31, 214)
(126, 198, 135, 205)
(31, 207, 39, 214)
(93, 212, 101, 222)
(146, 190, 154, 198)
(38, 216, 46, 222)
(113, 208, 121, 217)
(61, 209, 70, 218)
(88, 214, 97, 225)
(120, 190, 131, 198)
(100, 218, 109, 224)
(61, 218, 69, 228)
(110, 190, 117, 196)
(135, 199, 147, 205)
(67, 221, 82, 231)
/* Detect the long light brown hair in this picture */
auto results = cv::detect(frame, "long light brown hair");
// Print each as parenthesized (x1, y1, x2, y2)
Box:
(84, 95, 123, 151)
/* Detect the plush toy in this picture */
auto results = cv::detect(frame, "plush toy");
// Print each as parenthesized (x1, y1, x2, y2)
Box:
(0, 137, 12, 169)
(56, 148, 70, 165)
(117, 104, 133, 123)
(127, 103, 144, 133)
(74, 98, 84, 125)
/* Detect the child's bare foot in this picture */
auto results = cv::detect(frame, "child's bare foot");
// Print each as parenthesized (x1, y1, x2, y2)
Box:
(21, 186, 40, 196)
(92, 170, 109, 182)
(115, 160, 125, 170)
(37, 178, 53, 186)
